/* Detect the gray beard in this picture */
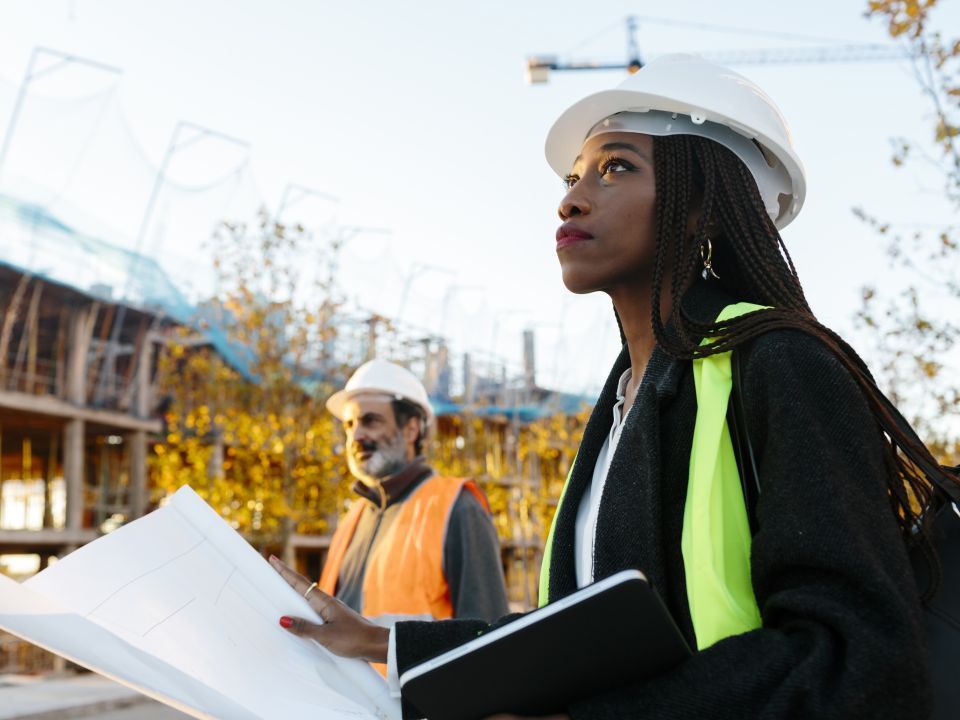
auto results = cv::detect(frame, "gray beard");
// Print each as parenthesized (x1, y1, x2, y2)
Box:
(348, 431, 408, 483)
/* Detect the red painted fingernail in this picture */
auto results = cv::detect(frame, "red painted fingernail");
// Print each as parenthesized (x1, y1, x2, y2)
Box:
(279, 616, 293, 628)
(269, 554, 278, 562)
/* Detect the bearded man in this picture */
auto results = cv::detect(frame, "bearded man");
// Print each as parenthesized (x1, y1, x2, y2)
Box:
(318, 359, 509, 650)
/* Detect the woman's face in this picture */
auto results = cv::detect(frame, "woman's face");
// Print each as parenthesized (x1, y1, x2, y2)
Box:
(555, 131, 658, 295)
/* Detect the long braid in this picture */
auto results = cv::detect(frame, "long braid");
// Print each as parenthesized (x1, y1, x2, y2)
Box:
(644, 134, 955, 599)
(651, 130, 691, 349)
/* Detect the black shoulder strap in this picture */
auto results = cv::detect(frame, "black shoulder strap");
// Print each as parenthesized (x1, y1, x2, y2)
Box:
(727, 349, 761, 532)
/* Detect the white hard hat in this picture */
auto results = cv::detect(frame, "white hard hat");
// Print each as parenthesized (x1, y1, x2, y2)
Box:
(545, 53, 806, 230)
(326, 358, 434, 424)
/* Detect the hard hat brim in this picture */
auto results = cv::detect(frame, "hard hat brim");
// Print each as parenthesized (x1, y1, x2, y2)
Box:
(325, 387, 435, 424)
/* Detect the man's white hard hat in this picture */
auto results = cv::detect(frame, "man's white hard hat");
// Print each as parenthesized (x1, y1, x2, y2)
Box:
(326, 358, 434, 424)
(544, 53, 806, 230)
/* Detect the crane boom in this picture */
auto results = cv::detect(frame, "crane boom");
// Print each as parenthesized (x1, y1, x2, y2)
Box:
(525, 15, 910, 84)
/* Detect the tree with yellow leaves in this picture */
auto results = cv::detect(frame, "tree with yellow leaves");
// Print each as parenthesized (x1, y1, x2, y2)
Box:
(857, 0, 960, 462)
(152, 212, 354, 561)
(429, 406, 590, 606)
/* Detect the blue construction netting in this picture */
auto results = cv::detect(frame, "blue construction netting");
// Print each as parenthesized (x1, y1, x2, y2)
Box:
(431, 397, 590, 422)
(0, 192, 256, 380)
(0, 192, 592, 419)
(0, 192, 195, 321)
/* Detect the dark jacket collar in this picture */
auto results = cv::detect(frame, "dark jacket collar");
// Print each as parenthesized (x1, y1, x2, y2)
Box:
(546, 279, 737, 603)
(680, 277, 738, 325)
(352, 456, 433, 509)
(650, 278, 738, 402)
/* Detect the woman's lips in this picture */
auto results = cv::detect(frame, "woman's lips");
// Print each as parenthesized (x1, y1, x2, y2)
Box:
(556, 225, 593, 249)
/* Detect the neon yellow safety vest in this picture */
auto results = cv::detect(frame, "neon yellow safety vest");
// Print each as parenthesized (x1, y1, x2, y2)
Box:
(538, 302, 767, 651)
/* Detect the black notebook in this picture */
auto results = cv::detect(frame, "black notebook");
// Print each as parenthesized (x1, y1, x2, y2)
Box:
(398, 569, 691, 720)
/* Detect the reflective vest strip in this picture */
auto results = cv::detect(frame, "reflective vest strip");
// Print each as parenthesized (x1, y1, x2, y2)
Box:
(538, 303, 768, 649)
(683, 301, 767, 649)
(538, 457, 576, 607)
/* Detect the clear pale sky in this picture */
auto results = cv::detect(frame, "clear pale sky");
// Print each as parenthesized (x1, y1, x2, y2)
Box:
(0, 0, 956, 397)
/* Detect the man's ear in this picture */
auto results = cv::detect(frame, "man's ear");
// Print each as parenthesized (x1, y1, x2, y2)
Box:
(401, 416, 421, 448)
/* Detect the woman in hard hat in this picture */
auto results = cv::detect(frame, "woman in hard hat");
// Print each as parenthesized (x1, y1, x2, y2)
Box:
(272, 54, 944, 718)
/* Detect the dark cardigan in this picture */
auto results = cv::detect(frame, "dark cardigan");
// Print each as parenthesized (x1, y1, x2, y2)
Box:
(396, 281, 932, 719)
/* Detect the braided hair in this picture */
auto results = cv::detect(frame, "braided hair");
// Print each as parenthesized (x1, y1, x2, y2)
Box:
(622, 133, 957, 598)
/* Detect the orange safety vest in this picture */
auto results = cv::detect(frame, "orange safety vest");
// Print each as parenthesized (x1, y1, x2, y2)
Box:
(320, 475, 491, 622)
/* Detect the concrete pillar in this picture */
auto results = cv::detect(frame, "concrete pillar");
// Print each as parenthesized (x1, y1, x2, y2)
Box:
(64, 307, 90, 534)
(463, 353, 475, 404)
(124, 333, 155, 521)
(136, 334, 153, 419)
(64, 419, 84, 531)
(421, 338, 437, 394)
(127, 430, 147, 520)
(436, 342, 450, 400)
(66, 307, 91, 405)
(43, 429, 57, 528)
(365, 315, 379, 361)
(208, 433, 225, 481)
(523, 329, 536, 394)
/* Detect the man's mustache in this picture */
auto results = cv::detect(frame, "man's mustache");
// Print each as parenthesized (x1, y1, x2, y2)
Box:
(353, 439, 378, 454)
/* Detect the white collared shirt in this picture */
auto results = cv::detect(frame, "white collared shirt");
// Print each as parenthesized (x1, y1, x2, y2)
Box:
(574, 368, 633, 588)
(387, 368, 635, 693)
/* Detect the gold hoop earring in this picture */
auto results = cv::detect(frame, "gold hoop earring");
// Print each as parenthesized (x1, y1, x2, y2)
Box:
(701, 238, 720, 280)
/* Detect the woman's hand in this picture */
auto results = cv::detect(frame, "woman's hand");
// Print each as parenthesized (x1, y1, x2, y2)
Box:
(268, 555, 389, 663)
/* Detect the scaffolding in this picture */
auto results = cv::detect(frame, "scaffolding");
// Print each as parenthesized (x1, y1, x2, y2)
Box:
(0, 46, 596, 672)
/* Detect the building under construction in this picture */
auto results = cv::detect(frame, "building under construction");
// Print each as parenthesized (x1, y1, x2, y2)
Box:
(0, 46, 590, 673)
(0, 256, 177, 673)
(0, 196, 591, 671)
(0, 263, 166, 571)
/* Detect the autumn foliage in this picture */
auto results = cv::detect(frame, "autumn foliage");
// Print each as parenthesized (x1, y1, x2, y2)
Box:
(151, 213, 354, 555)
(859, 0, 960, 462)
(150, 210, 593, 597)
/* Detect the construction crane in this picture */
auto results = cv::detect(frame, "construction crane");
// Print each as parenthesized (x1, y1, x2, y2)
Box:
(525, 15, 910, 84)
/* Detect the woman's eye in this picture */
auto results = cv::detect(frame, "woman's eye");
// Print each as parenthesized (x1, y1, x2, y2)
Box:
(601, 159, 630, 175)
(563, 174, 579, 190)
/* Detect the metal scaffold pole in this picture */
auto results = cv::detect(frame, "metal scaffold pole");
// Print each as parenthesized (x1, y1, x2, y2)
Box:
(95, 121, 250, 405)
(0, 47, 122, 187)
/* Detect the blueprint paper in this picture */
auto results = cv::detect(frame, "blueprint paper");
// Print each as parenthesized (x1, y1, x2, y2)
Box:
(0, 576, 258, 719)
(0, 486, 400, 720)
